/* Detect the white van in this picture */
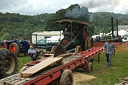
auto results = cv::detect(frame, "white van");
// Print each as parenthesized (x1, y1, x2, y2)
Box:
(122, 35, 128, 42)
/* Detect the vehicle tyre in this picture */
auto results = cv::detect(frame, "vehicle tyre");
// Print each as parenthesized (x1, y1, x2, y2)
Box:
(88, 37, 94, 49)
(60, 69, 73, 85)
(75, 45, 82, 54)
(9, 42, 20, 56)
(0, 49, 18, 79)
(86, 62, 93, 73)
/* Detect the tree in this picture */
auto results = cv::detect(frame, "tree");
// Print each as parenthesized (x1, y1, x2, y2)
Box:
(1, 33, 9, 40)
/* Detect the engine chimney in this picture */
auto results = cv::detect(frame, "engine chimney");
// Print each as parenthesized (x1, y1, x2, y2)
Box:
(111, 17, 114, 37)
(116, 19, 118, 37)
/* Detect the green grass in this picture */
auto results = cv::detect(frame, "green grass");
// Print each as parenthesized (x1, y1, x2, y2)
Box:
(17, 54, 32, 72)
(17, 54, 42, 72)
(76, 45, 128, 85)
(17, 44, 128, 85)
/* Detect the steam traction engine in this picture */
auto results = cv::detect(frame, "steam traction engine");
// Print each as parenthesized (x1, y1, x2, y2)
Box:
(56, 18, 94, 53)
(0, 18, 103, 85)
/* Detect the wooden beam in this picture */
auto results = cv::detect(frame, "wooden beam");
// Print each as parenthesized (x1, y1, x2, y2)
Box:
(56, 53, 73, 58)
(21, 57, 63, 78)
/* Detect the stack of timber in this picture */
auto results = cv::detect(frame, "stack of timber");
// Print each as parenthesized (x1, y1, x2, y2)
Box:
(21, 53, 73, 78)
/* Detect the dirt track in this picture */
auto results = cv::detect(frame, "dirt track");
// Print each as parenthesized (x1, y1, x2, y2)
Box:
(73, 72, 96, 85)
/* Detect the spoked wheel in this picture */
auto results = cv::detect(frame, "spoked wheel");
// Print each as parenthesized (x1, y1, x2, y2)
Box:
(0, 49, 18, 79)
(60, 69, 73, 85)
(75, 45, 82, 54)
(9, 42, 20, 56)
(88, 37, 94, 49)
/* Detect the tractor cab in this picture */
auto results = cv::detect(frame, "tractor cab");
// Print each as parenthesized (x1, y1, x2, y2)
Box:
(56, 18, 90, 53)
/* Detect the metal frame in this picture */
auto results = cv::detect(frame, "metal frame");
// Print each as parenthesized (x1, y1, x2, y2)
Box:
(23, 47, 103, 85)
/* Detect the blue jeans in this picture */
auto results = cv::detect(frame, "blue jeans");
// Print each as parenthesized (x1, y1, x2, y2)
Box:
(106, 53, 112, 66)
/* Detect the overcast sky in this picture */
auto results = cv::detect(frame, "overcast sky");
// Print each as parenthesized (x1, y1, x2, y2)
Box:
(0, 0, 128, 15)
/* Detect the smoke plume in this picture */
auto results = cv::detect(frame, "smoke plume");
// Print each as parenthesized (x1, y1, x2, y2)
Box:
(80, 0, 122, 13)
(65, 5, 90, 22)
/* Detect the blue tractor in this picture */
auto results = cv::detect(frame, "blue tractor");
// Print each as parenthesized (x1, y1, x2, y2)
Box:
(5, 39, 30, 56)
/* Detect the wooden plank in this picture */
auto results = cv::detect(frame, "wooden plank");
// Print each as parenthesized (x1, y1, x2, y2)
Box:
(56, 53, 73, 58)
(21, 57, 63, 78)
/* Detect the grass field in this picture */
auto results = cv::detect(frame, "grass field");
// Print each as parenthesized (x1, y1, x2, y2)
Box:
(17, 44, 128, 85)
(77, 44, 128, 85)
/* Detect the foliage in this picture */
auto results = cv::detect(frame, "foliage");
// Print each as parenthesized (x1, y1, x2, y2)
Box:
(0, 13, 53, 40)
(1, 33, 9, 40)
(0, 4, 128, 40)
(90, 12, 128, 35)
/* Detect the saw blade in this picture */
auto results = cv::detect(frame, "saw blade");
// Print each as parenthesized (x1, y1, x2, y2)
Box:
(54, 44, 66, 57)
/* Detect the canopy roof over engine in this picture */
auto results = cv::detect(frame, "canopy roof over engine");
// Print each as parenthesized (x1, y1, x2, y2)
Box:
(56, 18, 89, 26)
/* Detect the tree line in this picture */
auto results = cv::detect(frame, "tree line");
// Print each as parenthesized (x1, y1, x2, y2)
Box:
(0, 4, 128, 40)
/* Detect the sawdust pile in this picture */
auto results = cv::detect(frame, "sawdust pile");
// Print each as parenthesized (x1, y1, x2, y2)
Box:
(73, 72, 96, 85)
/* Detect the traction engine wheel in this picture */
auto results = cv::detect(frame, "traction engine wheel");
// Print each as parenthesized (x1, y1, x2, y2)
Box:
(0, 49, 18, 79)
(60, 69, 73, 85)
(75, 45, 82, 54)
(83, 28, 87, 42)
(88, 37, 94, 49)
(9, 42, 20, 56)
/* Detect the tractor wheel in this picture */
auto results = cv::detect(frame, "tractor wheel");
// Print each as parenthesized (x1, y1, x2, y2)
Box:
(75, 45, 82, 54)
(9, 42, 20, 56)
(86, 62, 93, 73)
(60, 69, 73, 85)
(0, 49, 18, 79)
(87, 37, 94, 49)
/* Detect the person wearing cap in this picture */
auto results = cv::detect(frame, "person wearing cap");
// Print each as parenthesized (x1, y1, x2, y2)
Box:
(28, 45, 38, 61)
(103, 38, 115, 67)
